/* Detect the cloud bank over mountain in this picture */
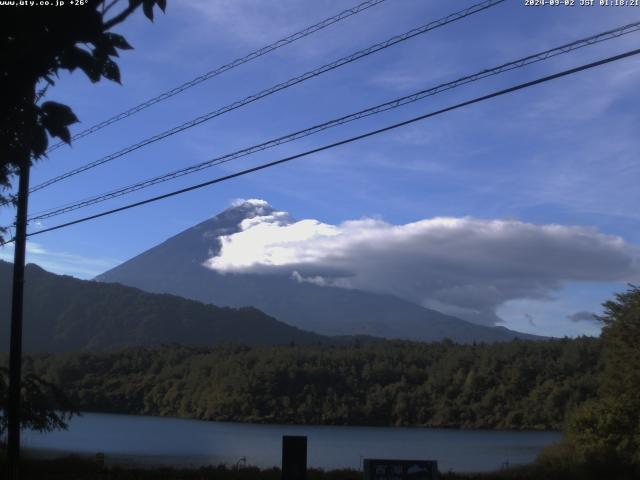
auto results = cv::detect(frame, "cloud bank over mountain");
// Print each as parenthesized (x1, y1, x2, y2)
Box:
(206, 201, 640, 325)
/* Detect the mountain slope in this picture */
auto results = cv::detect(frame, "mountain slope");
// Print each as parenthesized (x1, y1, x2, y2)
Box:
(0, 260, 328, 353)
(96, 201, 542, 343)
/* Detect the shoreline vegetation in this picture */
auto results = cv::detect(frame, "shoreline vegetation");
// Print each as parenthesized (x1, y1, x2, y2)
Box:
(59, 410, 565, 433)
(11, 337, 601, 431)
(0, 453, 628, 480)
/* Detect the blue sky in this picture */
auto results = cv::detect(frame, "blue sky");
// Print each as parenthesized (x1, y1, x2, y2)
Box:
(2, 0, 640, 337)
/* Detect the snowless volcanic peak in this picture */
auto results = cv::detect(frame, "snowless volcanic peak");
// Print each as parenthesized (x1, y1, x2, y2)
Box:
(96, 200, 544, 344)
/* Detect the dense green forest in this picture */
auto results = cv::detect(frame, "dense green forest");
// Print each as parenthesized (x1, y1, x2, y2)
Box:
(15, 337, 602, 431)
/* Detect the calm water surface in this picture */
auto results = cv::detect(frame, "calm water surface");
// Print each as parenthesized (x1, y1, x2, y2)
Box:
(23, 413, 561, 472)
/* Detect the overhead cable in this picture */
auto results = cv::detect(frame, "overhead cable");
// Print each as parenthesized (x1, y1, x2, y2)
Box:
(22, 47, 640, 239)
(30, 0, 505, 193)
(44, 0, 390, 154)
(28, 21, 640, 222)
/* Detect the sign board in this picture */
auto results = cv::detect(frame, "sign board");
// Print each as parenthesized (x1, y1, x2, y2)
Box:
(363, 459, 439, 480)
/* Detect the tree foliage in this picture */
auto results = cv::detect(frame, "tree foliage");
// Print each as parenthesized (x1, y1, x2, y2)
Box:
(560, 285, 640, 473)
(0, 0, 166, 238)
(0, 366, 78, 438)
(13, 337, 603, 431)
(0, 0, 166, 443)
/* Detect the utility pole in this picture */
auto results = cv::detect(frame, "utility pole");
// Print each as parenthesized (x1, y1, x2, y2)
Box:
(7, 160, 31, 480)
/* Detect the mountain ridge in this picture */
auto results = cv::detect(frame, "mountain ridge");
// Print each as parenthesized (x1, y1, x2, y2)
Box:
(96, 200, 543, 343)
(0, 260, 332, 353)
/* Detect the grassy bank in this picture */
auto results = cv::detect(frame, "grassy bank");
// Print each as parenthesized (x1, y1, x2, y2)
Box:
(1, 454, 636, 480)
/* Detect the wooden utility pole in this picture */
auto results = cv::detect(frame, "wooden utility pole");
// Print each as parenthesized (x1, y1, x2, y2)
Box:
(7, 161, 31, 480)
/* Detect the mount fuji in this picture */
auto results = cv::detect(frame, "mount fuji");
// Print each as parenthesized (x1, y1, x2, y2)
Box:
(96, 200, 541, 343)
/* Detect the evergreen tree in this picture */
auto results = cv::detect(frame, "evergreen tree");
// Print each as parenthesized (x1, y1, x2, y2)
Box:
(564, 285, 640, 473)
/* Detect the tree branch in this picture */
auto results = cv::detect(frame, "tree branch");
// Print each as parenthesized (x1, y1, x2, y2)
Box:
(102, 0, 122, 16)
(103, 1, 139, 30)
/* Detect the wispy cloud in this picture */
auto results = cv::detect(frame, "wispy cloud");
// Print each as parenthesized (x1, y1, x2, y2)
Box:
(180, 0, 312, 46)
(176, 0, 380, 58)
(0, 242, 120, 279)
(567, 311, 599, 324)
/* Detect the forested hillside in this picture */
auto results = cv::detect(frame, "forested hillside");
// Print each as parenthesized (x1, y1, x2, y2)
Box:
(18, 337, 602, 430)
(0, 261, 329, 352)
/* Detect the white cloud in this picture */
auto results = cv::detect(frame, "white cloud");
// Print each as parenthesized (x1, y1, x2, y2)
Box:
(179, 0, 346, 48)
(205, 203, 640, 326)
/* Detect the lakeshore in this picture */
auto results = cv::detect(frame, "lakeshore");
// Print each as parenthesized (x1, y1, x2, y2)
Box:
(20, 412, 560, 473)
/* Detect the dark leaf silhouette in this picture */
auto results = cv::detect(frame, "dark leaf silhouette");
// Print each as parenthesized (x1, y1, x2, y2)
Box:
(0, 0, 167, 221)
(105, 32, 134, 51)
(41, 102, 80, 144)
(41, 102, 80, 127)
(32, 126, 49, 157)
(143, 0, 155, 21)
(102, 58, 122, 84)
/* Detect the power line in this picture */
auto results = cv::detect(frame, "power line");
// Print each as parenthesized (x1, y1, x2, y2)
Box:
(29, 0, 505, 194)
(22, 47, 640, 240)
(44, 0, 390, 154)
(27, 21, 640, 222)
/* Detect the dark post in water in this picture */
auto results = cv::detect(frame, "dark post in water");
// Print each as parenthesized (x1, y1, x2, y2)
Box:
(282, 435, 307, 480)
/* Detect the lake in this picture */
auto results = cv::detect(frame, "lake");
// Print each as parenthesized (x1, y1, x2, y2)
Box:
(22, 413, 561, 473)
